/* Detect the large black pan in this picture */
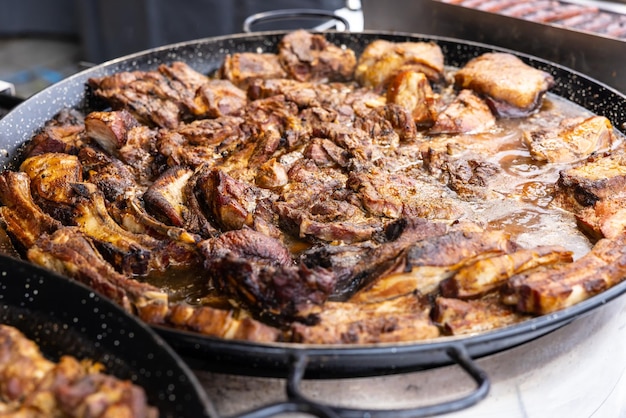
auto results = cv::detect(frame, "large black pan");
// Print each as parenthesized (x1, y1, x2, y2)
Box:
(1, 30, 626, 417)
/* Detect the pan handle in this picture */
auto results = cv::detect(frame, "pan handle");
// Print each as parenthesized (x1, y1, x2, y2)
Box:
(243, 9, 351, 33)
(283, 345, 490, 418)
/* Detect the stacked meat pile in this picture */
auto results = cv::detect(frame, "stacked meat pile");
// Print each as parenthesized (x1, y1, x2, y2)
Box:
(0, 30, 625, 344)
(0, 325, 157, 417)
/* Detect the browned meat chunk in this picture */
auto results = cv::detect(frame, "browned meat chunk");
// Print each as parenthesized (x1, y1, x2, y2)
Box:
(194, 79, 248, 118)
(440, 245, 573, 298)
(27, 227, 167, 314)
(20, 152, 83, 223)
(201, 230, 335, 323)
(157, 115, 246, 169)
(275, 159, 382, 244)
(0, 171, 62, 251)
(22, 109, 87, 158)
(502, 235, 626, 314)
(433, 294, 529, 335)
(523, 116, 615, 163)
(347, 168, 466, 221)
(303, 217, 449, 299)
(355, 39, 445, 90)
(278, 29, 357, 82)
(454, 52, 554, 117)
(88, 62, 209, 128)
(84, 110, 141, 155)
(143, 166, 194, 227)
(291, 294, 440, 344)
(351, 228, 516, 302)
(220, 52, 287, 89)
(0, 325, 158, 418)
(429, 89, 496, 134)
(553, 152, 626, 239)
(386, 70, 437, 128)
(553, 152, 626, 212)
(165, 303, 280, 342)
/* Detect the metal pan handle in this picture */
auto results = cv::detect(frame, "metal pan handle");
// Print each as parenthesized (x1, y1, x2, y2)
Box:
(283, 345, 490, 418)
(243, 9, 351, 33)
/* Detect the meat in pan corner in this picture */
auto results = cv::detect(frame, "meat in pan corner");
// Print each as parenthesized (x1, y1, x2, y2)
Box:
(1, 30, 625, 345)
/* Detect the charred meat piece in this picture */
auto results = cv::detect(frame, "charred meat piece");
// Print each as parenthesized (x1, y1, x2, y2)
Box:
(195, 167, 280, 235)
(429, 89, 496, 134)
(78, 146, 140, 208)
(21, 108, 87, 158)
(454, 52, 554, 117)
(0, 171, 62, 251)
(433, 294, 529, 336)
(347, 167, 466, 221)
(440, 245, 573, 298)
(355, 39, 445, 90)
(221, 52, 288, 89)
(143, 166, 194, 227)
(84, 110, 141, 156)
(164, 303, 280, 342)
(553, 152, 626, 212)
(386, 70, 438, 128)
(523, 116, 615, 163)
(422, 145, 501, 199)
(27, 226, 168, 314)
(158, 115, 246, 169)
(304, 217, 449, 300)
(20, 152, 83, 224)
(291, 294, 440, 344)
(351, 227, 516, 302)
(502, 235, 626, 314)
(194, 79, 248, 118)
(278, 29, 357, 82)
(0, 325, 159, 418)
(552, 152, 626, 239)
(275, 159, 382, 244)
(88, 61, 209, 128)
(200, 229, 334, 323)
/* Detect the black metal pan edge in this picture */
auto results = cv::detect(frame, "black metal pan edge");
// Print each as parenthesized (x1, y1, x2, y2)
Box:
(0, 253, 216, 418)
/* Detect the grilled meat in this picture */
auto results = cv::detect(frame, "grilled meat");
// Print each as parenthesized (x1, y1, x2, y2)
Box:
(454, 52, 554, 117)
(351, 227, 516, 302)
(221, 52, 288, 89)
(2, 30, 624, 345)
(553, 152, 626, 239)
(0, 324, 158, 418)
(88, 62, 209, 128)
(278, 29, 357, 82)
(440, 245, 574, 298)
(22, 108, 87, 158)
(84, 109, 141, 155)
(0, 171, 62, 252)
(355, 39, 445, 90)
(27, 227, 167, 314)
(502, 235, 626, 314)
(429, 89, 496, 134)
(291, 294, 440, 344)
(523, 115, 615, 163)
(386, 70, 438, 128)
(433, 294, 529, 335)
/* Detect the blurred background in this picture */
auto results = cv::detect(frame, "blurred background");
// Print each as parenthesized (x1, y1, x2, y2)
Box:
(1, 0, 625, 100)
(0, 0, 361, 98)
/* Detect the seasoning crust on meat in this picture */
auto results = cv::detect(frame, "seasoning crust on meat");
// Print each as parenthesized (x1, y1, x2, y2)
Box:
(0, 30, 624, 345)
